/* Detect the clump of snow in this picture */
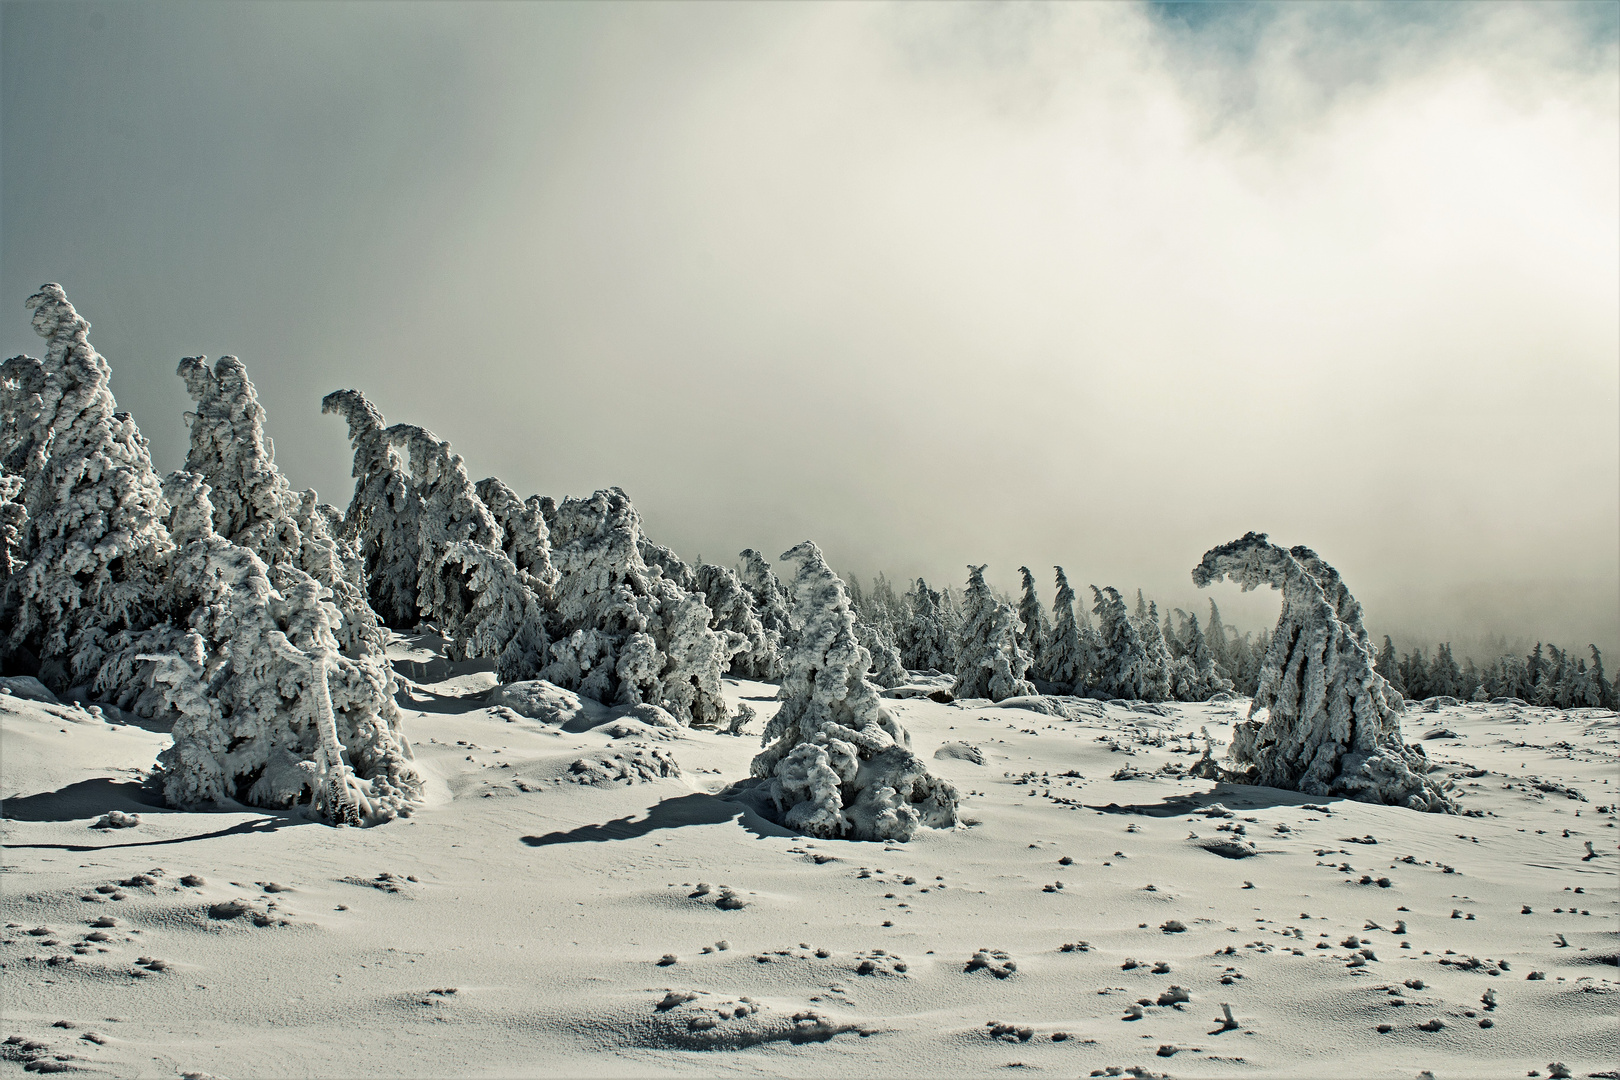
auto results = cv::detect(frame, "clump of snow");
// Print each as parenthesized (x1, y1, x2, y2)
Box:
(952, 566, 1035, 702)
(740, 540, 957, 842)
(1192, 532, 1455, 812)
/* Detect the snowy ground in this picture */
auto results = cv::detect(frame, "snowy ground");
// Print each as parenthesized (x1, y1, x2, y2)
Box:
(3, 647, 1616, 1079)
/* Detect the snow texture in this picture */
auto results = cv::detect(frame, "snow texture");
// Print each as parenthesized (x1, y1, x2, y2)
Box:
(1191, 532, 1455, 812)
(179, 355, 384, 657)
(151, 472, 420, 824)
(951, 566, 1036, 702)
(1, 285, 176, 690)
(744, 540, 958, 842)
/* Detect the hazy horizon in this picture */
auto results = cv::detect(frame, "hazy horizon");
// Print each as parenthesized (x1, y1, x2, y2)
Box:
(4, 1, 1616, 661)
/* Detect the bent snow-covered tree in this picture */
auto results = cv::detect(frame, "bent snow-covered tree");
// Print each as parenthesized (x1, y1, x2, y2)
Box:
(746, 541, 958, 842)
(152, 473, 421, 824)
(321, 389, 421, 628)
(178, 355, 384, 657)
(1191, 532, 1454, 812)
(952, 565, 1035, 702)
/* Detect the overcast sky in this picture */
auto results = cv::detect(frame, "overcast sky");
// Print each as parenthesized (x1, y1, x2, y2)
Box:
(4, 1, 1617, 658)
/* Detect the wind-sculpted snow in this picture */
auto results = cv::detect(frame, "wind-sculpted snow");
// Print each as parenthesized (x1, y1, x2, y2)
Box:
(179, 355, 383, 656)
(1192, 532, 1455, 812)
(739, 540, 957, 842)
(0, 285, 176, 690)
(152, 472, 420, 824)
(952, 566, 1035, 702)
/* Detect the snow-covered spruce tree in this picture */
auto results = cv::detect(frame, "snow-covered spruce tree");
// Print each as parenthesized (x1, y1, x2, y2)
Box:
(1191, 532, 1454, 812)
(1428, 643, 1461, 699)
(435, 540, 549, 682)
(178, 355, 384, 656)
(695, 562, 780, 679)
(0, 468, 24, 635)
(738, 548, 795, 645)
(1591, 646, 1618, 711)
(543, 488, 739, 725)
(1, 285, 176, 688)
(854, 615, 906, 688)
(321, 389, 421, 628)
(1168, 610, 1231, 702)
(1090, 586, 1165, 701)
(1136, 600, 1174, 701)
(1016, 566, 1052, 681)
(150, 471, 420, 824)
(747, 541, 957, 841)
(386, 423, 501, 632)
(898, 577, 953, 673)
(474, 476, 559, 593)
(1043, 567, 1088, 692)
(1205, 599, 1231, 679)
(641, 538, 699, 592)
(952, 565, 1036, 701)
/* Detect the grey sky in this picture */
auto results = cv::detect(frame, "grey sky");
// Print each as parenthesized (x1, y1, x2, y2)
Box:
(4, 1, 1616, 659)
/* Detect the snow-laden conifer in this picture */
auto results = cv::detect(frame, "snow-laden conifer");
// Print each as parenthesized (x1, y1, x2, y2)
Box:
(738, 548, 794, 643)
(952, 566, 1036, 701)
(151, 472, 420, 824)
(321, 389, 421, 627)
(748, 541, 957, 841)
(640, 539, 699, 592)
(1167, 610, 1231, 701)
(1136, 600, 1173, 701)
(179, 355, 384, 656)
(855, 616, 906, 688)
(1043, 567, 1087, 691)
(1091, 586, 1162, 701)
(1016, 567, 1052, 681)
(386, 423, 501, 632)
(436, 540, 550, 682)
(1191, 532, 1454, 812)
(898, 578, 953, 673)
(1, 285, 175, 689)
(696, 562, 780, 679)
(474, 476, 558, 593)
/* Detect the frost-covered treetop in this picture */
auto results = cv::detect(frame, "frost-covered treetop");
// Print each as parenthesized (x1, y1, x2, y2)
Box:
(178, 355, 302, 546)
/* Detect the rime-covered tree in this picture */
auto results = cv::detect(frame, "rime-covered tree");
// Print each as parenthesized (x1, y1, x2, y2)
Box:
(696, 562, 780, 679)
(435, 540, 549, 683)
(1591, 646, 1618, 710)
(1091, 586, 1164, 701)
(1206, 599, 1231, 679)
(151, 472, 420, 824)
(952, 565, 1036, 701)
(321, 389, 421, 627)
(898, 577, 953, 672)
(1374, 635, 1402, 695)
(542, 488, 739, 725)
(1428, 643, 1461, 698)
(0, 468, 24, 634)
(1169, 610, 1231, 701)
(1136, 600, 1173, 701)
(1016, 567, 1050, 677)
(641, 539, 699, 592)
(1191, 532, 1453, 812)
(474, 476, 558, 593)
(854, 616, 906, 688)
(746, 541, 957, 841)
(178, 355, 384, 656)
(1044, 566, 1087, 691)
(738, 548, 794, 645)
(0, 285, 176, 688)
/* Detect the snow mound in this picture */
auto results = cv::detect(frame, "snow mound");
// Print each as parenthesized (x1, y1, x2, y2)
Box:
(488, 680, 611, 728)
(625, 989, 864, 1050)
(934, 741, 986, 765)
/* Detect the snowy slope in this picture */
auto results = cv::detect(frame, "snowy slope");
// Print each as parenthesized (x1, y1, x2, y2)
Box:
(2, 659, 1616, 1078)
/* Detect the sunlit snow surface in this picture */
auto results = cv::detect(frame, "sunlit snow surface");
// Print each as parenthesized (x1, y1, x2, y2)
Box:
(3, 647, 1615, 1077)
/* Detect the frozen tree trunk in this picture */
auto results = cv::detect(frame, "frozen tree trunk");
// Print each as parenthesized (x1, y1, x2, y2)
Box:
(179, 355, 384, 657)
(743, 541, 957, 842)
(1, 285, 176, 689)
(1191, 532, 1455, 812)
(321, 389, 421, 628)
(952, 566, 1036, 701)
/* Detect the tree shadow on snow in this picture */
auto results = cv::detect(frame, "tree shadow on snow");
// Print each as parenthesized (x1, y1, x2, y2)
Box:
(3, 777, 308, 850)
(1086, 782, 1346, 818)
(520, 792, 793, 847)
